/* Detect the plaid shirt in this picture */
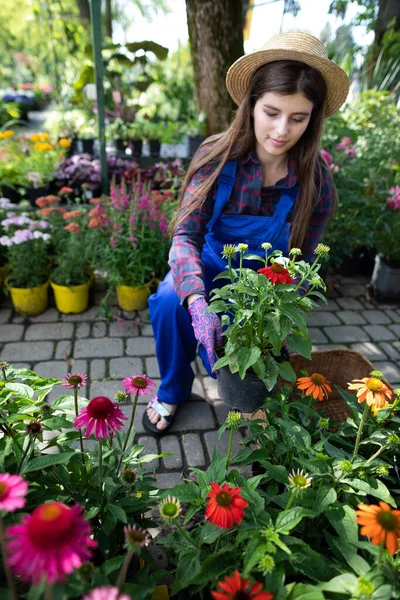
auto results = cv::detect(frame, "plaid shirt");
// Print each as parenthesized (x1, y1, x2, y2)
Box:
(169, 150, 334, 302)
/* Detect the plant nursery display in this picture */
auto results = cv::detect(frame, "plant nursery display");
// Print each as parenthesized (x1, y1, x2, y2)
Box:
(208, 243, 329, 411)
(0, 359, 399, 599)
(88, 181, 177, 311)
(0, 212, 51, 315)
(0, 131, 67, 198)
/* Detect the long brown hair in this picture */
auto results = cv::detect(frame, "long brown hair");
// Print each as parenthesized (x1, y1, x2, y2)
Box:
(171, 60, 336, 250)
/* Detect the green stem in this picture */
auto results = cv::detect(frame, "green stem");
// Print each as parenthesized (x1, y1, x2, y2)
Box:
(16, 435, 34, 475)
(176, 522, 199, 550)
(116, 548, 134, 589)
(117, 391, 139, 474)
(353, 402, 370, 457)
(285, 490, 296, 511)
(0, 516, 18, 600)
(226, 427, 234, 471)
(98, 439, 103, 495)
(1, 366, 7, 381)
(74, 386, 85, 465)
(45, 583, 53, 600)
(304, 395, 314, 422)
(377, 539, 385, 569)
(366, 443, 388, 465)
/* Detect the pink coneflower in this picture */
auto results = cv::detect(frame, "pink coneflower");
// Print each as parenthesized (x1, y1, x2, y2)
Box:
(61, 372, 88, 389)
(6, 502, 97, 584)
(0, 473, 28, 512)
(83, 587, 130, 600)
(124, 524, 151, 548)
(74, 396, 128, 439)
(122, 374, 156, 396)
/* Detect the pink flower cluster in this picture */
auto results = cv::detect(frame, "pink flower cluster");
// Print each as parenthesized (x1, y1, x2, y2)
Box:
(320, 149, 339, 174)
(387, 185, 400, 211)
(336, 136, 356, 158)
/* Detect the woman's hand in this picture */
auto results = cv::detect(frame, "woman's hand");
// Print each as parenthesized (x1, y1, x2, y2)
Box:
(188, 296, 223, 371)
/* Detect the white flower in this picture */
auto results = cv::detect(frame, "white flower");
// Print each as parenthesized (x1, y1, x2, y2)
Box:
(274, 256, 290, 267)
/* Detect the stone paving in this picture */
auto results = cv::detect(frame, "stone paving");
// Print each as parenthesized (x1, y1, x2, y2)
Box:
(1, 274, 400, 489)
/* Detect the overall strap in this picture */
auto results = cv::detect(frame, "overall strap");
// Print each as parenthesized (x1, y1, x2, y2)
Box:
(266, 185, 299, 243)
(206, 160, 238, 232)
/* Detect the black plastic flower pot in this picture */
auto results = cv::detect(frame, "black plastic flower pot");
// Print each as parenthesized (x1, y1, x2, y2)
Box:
(188, 135, 206, 157)
(217, 366, 272, 412)
(79, 138, 95, 154)
(1, 185, 21, 203)
(149, 139, 161, 158)
(128, 139, 143, 158)
(24, 185, 49, 207)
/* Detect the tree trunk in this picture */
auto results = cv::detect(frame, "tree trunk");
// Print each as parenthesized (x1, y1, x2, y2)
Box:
(373, 0, 400, 47)
(76, 0, 91, 23)
(105, 0, 113, 39)
(185, 0, 244, 135)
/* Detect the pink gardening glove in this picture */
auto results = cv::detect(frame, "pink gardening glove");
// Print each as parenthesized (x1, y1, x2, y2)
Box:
(188, 296, 223, 372)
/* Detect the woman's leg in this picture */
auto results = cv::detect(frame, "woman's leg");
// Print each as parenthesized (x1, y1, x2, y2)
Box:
(146, 271, 198, 430)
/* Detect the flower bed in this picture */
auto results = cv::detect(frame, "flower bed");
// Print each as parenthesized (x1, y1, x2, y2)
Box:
(0, 359, 399, 598)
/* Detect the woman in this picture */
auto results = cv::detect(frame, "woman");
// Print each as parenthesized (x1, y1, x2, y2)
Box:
(142, 31, 349, 435)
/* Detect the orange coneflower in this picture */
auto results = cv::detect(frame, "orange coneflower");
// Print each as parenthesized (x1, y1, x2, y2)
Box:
(296, 373, 332, 401)
(348, 372, 392, 409)
(356, 502, 400, 556)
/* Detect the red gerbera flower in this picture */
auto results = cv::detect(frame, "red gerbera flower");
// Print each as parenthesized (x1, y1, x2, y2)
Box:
(211, 570, 273, 600)
(257, 264, 293, 284)
(205, 482, 248, 528)
(74, 396, 128, 439)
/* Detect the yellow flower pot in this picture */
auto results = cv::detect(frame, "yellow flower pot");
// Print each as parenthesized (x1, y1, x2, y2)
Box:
(116, 283, 150, 311)
(50, 280, 91, 314)
(9, 281, 49, 316)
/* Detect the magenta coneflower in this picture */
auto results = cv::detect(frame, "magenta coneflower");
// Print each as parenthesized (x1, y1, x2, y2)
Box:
(124, 524, 151, 549)
(61, 372, 88, 389)
(83, 587, 130, 600)
(0, 473, 28, 512)
(122, 374, 156, 396)
(74, 396, 128, 439)
(6, 502, 97, 584)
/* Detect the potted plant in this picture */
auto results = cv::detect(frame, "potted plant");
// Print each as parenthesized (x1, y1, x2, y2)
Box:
(184, 111, 207, 157)
(370, 185, 400, 300)
(76, 120, 97, 154)
(89, 181, 173, 311)
(208, 243, 330, 412)
(0, 130, 66, 205)
(0, 216, 51, 315)
(142, 119, 183, 158)
(49, 209, 93, 313)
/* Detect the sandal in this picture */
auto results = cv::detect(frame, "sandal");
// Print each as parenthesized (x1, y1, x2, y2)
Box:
(142, 397, 176, 436)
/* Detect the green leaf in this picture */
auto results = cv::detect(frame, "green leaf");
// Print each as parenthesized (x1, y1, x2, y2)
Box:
(326, 505, 358, 544)
(317, 574, 357, 594)
(85, 506, 100, 520)
(165, 483, 202, 504)
(278, 360, 297, 383)
(237, 347, 261, 379)
(330, 539, 370, 576)
(280, 421, 311, 449)
(276, 507, 315, 534)
(213, 355, 231, 370)
(171, 548, 201, 595)
(23, 452, 76, 473)
(279, 304, 308, 333)
(4, 382, 34, 398)
(108, 504, 127, 524)
(286, 583, 326, 599)
(341, 477, 395, 506)
(242, 537, 270, 575)
(286, 332, 312, 360)
(313, 486, 337, 516)
(261, 461, 289, 484)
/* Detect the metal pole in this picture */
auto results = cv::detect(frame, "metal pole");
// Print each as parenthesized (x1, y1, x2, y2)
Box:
(90, 0, 108, 194)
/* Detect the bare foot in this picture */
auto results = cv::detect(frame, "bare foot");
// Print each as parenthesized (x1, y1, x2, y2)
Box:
(146, 399, 177, 431)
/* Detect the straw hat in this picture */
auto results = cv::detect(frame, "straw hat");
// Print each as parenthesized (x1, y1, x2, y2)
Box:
(226, 32, 350, 117)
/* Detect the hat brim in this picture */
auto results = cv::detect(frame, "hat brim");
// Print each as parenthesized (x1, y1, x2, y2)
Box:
(226, 48, 350, 117)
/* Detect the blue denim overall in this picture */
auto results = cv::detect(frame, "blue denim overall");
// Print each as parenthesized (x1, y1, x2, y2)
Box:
(148, 161, 299, 405)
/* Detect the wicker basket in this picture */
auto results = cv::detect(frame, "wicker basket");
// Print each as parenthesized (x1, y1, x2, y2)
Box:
(285, 349, 392, 423)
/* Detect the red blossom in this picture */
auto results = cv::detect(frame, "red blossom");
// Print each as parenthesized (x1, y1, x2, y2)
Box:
(257, 264, 294, 284)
